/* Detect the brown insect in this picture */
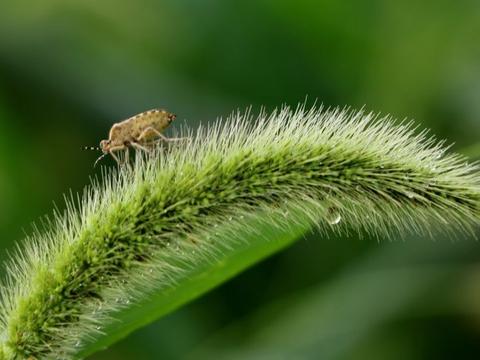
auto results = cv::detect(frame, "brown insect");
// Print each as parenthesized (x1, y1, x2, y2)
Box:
(85, 109, 185, 166)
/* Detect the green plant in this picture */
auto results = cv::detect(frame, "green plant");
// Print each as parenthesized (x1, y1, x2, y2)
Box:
(0, 105, 479, 359)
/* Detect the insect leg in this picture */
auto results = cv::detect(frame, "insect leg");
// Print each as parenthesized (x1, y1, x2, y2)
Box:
(130, 142, 151, 152)
(110, 151, 121, 165)
(108, 145, 127, 165)
(138, 127, 188, 142)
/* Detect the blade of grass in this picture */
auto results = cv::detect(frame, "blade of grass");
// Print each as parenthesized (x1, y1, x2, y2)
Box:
(1, 106, 478, 359)
(77, 205, 313, 358)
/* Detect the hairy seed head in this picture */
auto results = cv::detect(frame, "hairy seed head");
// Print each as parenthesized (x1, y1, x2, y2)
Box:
(0, 105, 479, 359)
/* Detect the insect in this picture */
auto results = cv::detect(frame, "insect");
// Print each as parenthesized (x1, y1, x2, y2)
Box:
(85, 108, 185, 166)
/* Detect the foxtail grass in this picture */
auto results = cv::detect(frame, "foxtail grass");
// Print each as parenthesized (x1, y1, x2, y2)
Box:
(0, 105, 479, 359)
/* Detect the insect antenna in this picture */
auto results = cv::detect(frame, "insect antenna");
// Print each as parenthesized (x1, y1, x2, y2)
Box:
(83, 146, 107, 167)
(94, 153, 108, 168)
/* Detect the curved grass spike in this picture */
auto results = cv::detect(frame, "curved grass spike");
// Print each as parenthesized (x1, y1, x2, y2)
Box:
(1, 105, 479, 359)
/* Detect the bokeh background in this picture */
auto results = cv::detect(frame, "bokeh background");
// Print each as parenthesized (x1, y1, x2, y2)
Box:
(1, 1, 480, 359)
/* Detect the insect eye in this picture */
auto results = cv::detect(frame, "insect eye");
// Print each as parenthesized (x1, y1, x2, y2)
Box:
(168, 113, 176, 123)
(100, 140, 110, 151)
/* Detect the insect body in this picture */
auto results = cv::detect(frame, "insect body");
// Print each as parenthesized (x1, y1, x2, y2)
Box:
(91, 109, 183, 166)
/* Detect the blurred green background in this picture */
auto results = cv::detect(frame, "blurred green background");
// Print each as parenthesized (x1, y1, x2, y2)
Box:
(1, 1, 479, 359)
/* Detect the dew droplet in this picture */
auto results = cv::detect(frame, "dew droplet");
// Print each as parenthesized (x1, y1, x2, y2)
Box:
(96, 326, 102, 330)
(75, 341, 81, 348)
(328, 214, 341, 225)
(326, 207, 341, 225)
(405, 191, 415, 199)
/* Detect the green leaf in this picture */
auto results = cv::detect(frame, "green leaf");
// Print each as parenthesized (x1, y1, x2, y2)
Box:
(1, 106, 478, 359)
(78, 206, 313, 358)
